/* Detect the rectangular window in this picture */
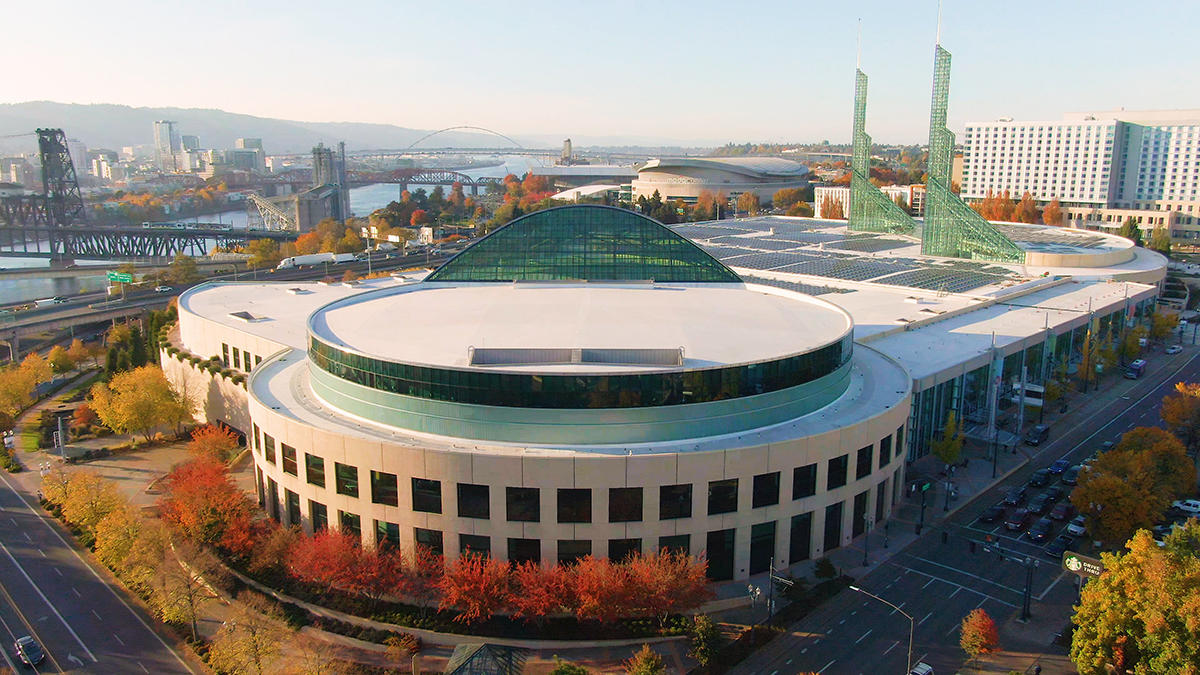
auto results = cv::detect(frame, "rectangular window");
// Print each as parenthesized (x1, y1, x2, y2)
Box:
(255, 467, 264, 505)
(309, 500, 327, 531)
(232, 347, 241, 370)
(749, 521, 776, 575)
(252, 423, 260, 454)
(876, 481, 887, 523)
(658, 534, 690, 555)
(507, 538, 541, 565)
(879, 435, 892, 468)
(827, 455, 848, 490)
(793, 464, 817, 499)
(415, 528, 443, 556)
(245, 354, 253, 372)
(896, 425, 905, 459)
(853, 489, 870, 537)
(824, 501, 843, 551)
(457, 484, 490, 520)
(371, 471, 399, 507)
(375, 520, 400, 549)
(334, 462, 358, 498)
(557, 539, 591, 565)
(557, 488, 591, 524)
(506, 487, 539, 522)
(305, 453, 325, 488)
(752, 472, 780, 508)
(789, 512, 812, 563)
(339, 511, 361, 541)
(460, 534, 491, 557)
(705, 529, 735, 581)
(608, 487, 643, 523)
(281, 444, 297, 476)
(659, 484, 692, 520)
(707, 478, 738, 515)
(267, 478, 279, 521)
(856, 445, 873, 480)
(412, 478, 442, 514)
(608, 538, 641, 561)
(221, 343, 229, 366)
(263, 435, 276, 464)
(285, 489, 300, 526)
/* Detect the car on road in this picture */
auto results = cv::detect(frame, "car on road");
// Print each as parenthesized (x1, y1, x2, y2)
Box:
(1024, 424, 1051, 446)
(1062, 465, 1083, 485)
(1029, 468, 1053, 487)
(1003, 486, 1028, 506)
(1044, 534, 1074, 558)
(1028, 517, 1055, 542)
(1027, 492, 1053, 515)
(14, 636, 45, 666)
(1171, 499, 1200, 516)
(909, 663, 935, 675)
(1049, 502, 1075, 521)
(1005, 508, 1032, 531)
(979, 503, 1007, 523)
(1049, 459, 1071, 474)
(1066, 514, 1088, 537)
(1166, 344, 1184, 355)
(154, 285, 173, 293)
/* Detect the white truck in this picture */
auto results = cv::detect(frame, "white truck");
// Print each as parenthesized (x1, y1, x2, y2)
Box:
(276, 252, 355, 270)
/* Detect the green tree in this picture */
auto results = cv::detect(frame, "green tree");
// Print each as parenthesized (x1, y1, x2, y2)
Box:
(1070, 525, 1200, 674)
(549, 658, 590, 675)
(623, 644, 666, 675)
(245, 238, 281, 269)
(47, 345, 74, 374)
(1151, 311, 1180, 341)
(206, 592, 289, 675)
(688, 614, 723, 667)
(931, 411, 964, 467)
(90, 366, 193, 442)
(1118, 218, 1143, 246)
(168, 253, 200, 285)
(1149, 226, 1172, 256)
(129, 325, 147, 368)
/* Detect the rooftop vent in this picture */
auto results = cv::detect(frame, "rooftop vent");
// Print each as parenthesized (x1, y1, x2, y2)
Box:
(286, 287, 311, 295)
(228, 311, 262, 322)
(469, 347, 683, 367)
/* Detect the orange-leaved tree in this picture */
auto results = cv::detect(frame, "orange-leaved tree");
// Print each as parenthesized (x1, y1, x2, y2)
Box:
(1161, 382, 1200, 455)
(287, 529, 363, 594)
(187, 423, 240, 462)
(627, 550, 712, 626)
(437, 552, 511, 624)
(959, 608, 999, 662)
(508, 561, 571, 625)
(572, 555, 636, 624)
(158, 457, 254, 550)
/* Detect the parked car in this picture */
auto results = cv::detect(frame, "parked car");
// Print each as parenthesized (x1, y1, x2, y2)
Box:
(1028, 517, 1055, 542)
(1166, 344, 1184, 355)
(1042, 486, 1065, 503)
(1005, 508, 1032, 531)
(14, 636, 45, 666)
(1062, 465, 1083, 485)
(1028, 493, 1053, 515)
(1044, 533, 1074, 558)
(1024, 424, 1050, 446)
(1029, 469, 1053, 487)
(1066, 514, 1088, 537)
(1049, 458, 1071, 474)
(1049, 502, 1076, 521)
(979, 503, 1007, 524)
(1171, 499, 1200, 516)
(1003, 486, 1028, 506)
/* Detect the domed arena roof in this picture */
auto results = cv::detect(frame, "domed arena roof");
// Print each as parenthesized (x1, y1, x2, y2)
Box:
(425, 204, 741, 283)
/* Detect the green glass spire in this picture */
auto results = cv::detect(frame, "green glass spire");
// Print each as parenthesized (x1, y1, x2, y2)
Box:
(425, 204, 742, 283)
(921, 45, 1024, 263)
(849, 69, 917, 235)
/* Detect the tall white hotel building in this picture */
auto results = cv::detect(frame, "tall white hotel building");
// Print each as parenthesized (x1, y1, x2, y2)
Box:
(961, 110, 1200, 239)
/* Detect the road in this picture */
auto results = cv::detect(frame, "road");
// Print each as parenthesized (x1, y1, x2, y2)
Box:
(0, 470, 193, 673)
(736, 347, 1200, 675)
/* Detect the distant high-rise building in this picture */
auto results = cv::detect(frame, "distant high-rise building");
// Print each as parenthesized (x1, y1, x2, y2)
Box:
(181, 135, 200, 151)
(65, 139, 88, 177)
(225, 148, 263, 173)
(153, 120, 181, 172)
(235, 138, 263, 150)
(561, 138, 573, 165)
(311, 142, 350, 221)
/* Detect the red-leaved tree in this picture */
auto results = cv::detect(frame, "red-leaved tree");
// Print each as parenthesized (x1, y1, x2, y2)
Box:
(351, 545, 408, 607)
(508, 561, 570, 625)
(571, 555, 635, 624)
(288, 529, 363, 594)
(627, 550, 712, 624)
(405, 545, 444, 613)
(437, 553, 511, 624)
(158, 457, 253, 550)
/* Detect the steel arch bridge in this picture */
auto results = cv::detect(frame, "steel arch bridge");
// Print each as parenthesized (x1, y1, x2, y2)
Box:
(385, 168, 505, 195)
(404, 126, 524, 151)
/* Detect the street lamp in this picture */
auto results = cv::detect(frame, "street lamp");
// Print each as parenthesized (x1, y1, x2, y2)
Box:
(849, 585, 913, 675)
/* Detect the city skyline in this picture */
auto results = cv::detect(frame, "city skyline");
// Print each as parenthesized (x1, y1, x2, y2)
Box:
(5, 0, 1200, 145)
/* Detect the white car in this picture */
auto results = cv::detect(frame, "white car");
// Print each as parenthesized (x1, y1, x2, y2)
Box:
(154, 285, 173, 293)
(1172, 499, 1200, 516)
(1066, 514, 1088, 537)
(1166, 345, 1183, 355)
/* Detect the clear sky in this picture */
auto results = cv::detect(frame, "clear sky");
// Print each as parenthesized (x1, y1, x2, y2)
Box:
(6, 0, 1199, 145)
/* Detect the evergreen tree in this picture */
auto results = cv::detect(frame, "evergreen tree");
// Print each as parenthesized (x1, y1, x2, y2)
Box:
(105, 346, 120, 379)
(129, 326, 147, 368)
(115, 350, 131, 374)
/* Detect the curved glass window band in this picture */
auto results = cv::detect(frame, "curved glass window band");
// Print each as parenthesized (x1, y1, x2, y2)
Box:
(308, 333, 852, 410)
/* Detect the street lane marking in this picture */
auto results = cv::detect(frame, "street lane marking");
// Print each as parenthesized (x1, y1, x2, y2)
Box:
(91, 609, 102, 620)
(920, 611, 934, 625)
(113, 633, 125, 646)
(53, 567, 62, 577)
(904, 555, 1024, 594)
(946, 621, 961, 637)
(0, 536, 97, 661)
(0, 470, 196, 673)
(883, 640, 899, 656)
(38, 548, 45, 558)
(22, 532, 30, 542)
(922, 578, 935, 589)
(818, 660, 836, 673)
(855, 628, 873, 644)
(71, 586, 81, 598)
(139, 662, 149, 673)
(1037, 571, 1069, 601)
(949, 587, 961, 598)
(882, 561, 1018, 608)
(891, 601, 906, 615)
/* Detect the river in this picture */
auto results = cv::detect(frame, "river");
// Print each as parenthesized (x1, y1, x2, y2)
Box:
(0, 155, 544, 305)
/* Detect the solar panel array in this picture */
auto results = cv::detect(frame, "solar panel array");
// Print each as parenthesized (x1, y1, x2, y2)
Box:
(874, 268, 1011, 293)
(995, 225, 1108, 249)
(826, 238, 914, 253)
(775, 257, 921, 281)
(708, 236, 810, 251)
(740, 274, 854, 296)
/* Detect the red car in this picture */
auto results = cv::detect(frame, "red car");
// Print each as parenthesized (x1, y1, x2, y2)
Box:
(1049, 502, 1075, 521)
(1005, 508, 1031, 531)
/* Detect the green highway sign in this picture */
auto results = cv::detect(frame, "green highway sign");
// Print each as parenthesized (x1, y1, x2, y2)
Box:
(1062, 551, 1104, 578)
(106, 271, 133, 283)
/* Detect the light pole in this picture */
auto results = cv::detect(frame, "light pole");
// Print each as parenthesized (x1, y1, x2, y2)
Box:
(849, 585, 913, 674)
(747, 584, 762, 623)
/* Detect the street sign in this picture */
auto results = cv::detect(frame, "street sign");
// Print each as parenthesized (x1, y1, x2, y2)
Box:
(1062, 551, 1104, 578)
(106, 271, 133, 283)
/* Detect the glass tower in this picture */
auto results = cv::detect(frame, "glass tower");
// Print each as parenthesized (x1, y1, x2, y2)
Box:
(848, 69, 917, 235)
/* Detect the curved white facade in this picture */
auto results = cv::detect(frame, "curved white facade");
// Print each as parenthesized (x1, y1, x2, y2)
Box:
(632, 157, 809, 204)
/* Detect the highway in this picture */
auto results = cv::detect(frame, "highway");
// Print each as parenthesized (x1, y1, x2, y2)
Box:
(0, 470, 194, 673)
(736, 346, 1200, 675)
